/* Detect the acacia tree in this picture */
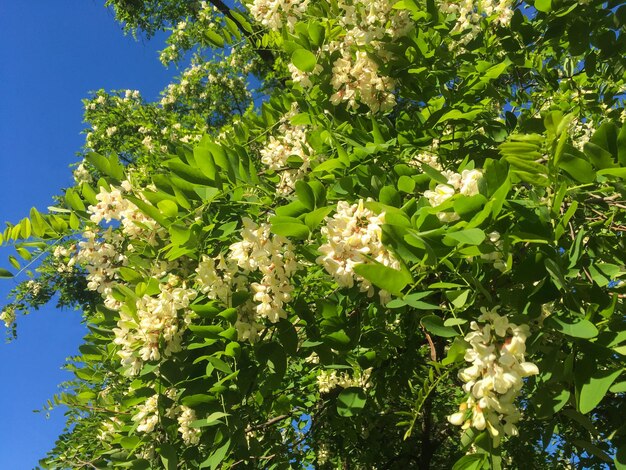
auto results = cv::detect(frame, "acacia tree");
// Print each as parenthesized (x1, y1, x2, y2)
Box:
(3, 0, 626, 468)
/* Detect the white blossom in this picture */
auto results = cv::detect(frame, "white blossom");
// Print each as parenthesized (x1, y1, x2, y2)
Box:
(177, 406, 201, 445)
(317, 200, 399, 300)
(448, 307, 538, 447)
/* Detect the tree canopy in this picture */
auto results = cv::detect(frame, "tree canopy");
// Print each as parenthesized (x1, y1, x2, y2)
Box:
(3, 0, 626, 468)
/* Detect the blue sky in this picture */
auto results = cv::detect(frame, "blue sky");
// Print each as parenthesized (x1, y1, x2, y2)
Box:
(0, 2, 181, 468)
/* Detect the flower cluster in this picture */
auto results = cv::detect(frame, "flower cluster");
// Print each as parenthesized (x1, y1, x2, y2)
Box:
(177, 405, 201, 445)
(441, 0, 514, 47)
(570, 118, 594, 151)
(74, 182, 164, 299)
(113, 277, 197, 375)
(88, 181, 161, 241)
(317, 367, 372, 394)
(411, 140, 442, 170)
(249, 0, 309, 31)
(196, 217, 298, 341)
(75, 227, 126, 294)
(0, 306, 15, 328)
(265, 0, 411, 112)
(330, 50, 396, 113)
(73, 162, 92, 184)
(260, 106, 313, 194)
(448, 307, 539, 446)
(317, 200, 399, 301)
(424, 168, 483, 222)
(229, 218, 298, 322)
(132, 395, 159, 434)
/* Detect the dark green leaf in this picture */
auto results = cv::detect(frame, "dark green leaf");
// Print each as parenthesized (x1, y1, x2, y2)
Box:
(337, 387, 367, 417)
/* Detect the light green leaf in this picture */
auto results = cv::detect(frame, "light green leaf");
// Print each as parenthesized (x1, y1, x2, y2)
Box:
(157, 200, 178, 218)
(295, 180, 315, 210)
(577, 368, 622, 414)
(597, 167, 626, 178)
(269, 217, 310, 239)
(546, 317, 598, 338)
(292, 49, 317, 72)
(452, 453, 487, 470)
(610, 381, 626, 393)
(200, 438, 231, 470)
(443, 228, 486, 246)
(191, 411, 230, 428)
(354, 262, 412, 296)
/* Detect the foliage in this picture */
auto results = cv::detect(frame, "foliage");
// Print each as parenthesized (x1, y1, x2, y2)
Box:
(4, 0, 626, 468)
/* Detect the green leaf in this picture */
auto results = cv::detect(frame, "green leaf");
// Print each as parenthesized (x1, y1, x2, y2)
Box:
(610, 381, 626, 393)
(205, 30, 225, 47)
(295, 180, 315, 210)
(584, 142, 615, 170)
(398, 175, 416, 193)
(353, 262, 412, 296)
(124, 195, 168, 227)
(0, 268, 14, 278)
(618, 123, 626, 166)
(157, 200, 178, 218)
(421, 315, 459, 338)
(191, 412, 230, 428)
(577, 368, 622, 414)
(443, 228, 486, 246)
(120, 436, 141, 450)
(307, 21, 325, 46)
(304, 206, 333, 230)
(292, 49, 317, 72)
(337, 387, 367, 417)
(546, 317, 598, 339)
(534, 389, 570, 419)
(452, 453, 487, 470)
(615, 445, 626, 470)
(200, 438, 231, 470)
(269, 216, 310, 239)
(597, 167, 626, 178)
(558, 154, 595, 183)
(157, 443, 178, 470)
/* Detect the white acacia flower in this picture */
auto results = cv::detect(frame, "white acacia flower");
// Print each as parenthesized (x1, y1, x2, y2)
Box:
(448, 307, 538, 447)
(317, 200, 399, 298)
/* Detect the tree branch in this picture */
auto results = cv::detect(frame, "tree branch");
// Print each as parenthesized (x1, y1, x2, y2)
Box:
(208, 0, 276, 66)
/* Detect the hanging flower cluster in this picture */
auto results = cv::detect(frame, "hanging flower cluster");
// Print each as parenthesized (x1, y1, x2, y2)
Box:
(317, 200, 399, 300)
(74, 182, 165, 300)
(448, 307, 539, 446)
(249, 0, 309, 31)
(87, 181, 161, 241)
(73, 181, 199, 375)
(113, 276, 197, 375)
(317, 367, 372, 394)
(0, 306, 15, 328)
(132, 394, 160, 434)
(177, 405, 201, 445)
(324, 0, 412, 112)
(251, 0, 412, 112)
(330, 50, 397, 114)
(570, 118, 594, 151)
(196, 217, 298, 341)
(424, 169, 483, 222)
(259, 105, 314, 194)
(441, 0, 514, 47)
(411, 140, 442, 170)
